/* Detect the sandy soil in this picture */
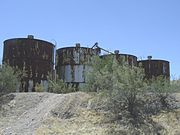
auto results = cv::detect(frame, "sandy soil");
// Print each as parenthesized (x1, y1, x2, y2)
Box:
(0, 92, 179, 135)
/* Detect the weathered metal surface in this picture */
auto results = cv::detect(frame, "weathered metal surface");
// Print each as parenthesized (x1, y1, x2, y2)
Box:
(138, 59, 170, 79)
(56, 46, 100, 65)
(3, 36, 54, 92)
(100, 54, 138, 66)
(59, 65, 92, 83)
(56, 44, 100, 85)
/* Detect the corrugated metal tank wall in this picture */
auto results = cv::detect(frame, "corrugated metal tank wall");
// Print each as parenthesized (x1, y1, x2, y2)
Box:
(3, 35, 54, 92)
(100, 51, 137, 67)
(56, 43, 100, 88)
(138, 58, 170, 80)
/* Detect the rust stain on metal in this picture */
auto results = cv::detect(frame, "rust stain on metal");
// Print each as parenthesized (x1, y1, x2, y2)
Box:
(138, 60, 170, 80)
(2, 36, 171, 91)
(56, 45, 100, 86)
(3, 36, 54, 92)
(100, 54, 138, 66)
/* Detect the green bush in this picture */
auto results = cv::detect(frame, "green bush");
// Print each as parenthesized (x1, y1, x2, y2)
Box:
(147, 76, 180, 111)
(84, 56, 147, 118)
(148, 76, 171, 109)
(35, 83, 45, 92)
(84, 56, 180, 119)
(47, 75, 76, 94)
(171, 79, 180, 92)
(83, 56, 180, 134)
(0, 64, 19, 95)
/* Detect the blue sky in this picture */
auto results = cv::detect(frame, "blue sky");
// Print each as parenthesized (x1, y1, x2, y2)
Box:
(0, 0, 180, 78)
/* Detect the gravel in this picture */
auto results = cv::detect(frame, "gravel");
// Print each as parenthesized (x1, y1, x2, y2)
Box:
(0, 92, 89, 135)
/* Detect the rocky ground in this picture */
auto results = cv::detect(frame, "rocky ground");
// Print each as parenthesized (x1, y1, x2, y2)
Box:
(0, 92, 180, 135)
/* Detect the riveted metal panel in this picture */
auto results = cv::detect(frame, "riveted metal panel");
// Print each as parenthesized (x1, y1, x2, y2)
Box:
(3, 37, 54, 92)
(138, 60, 170, 79)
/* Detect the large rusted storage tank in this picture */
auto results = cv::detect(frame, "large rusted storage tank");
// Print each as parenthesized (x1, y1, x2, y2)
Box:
(100, 50, 138, 66)
(138, 56, 170, 80)
(56, 43, 100, 88)
(3, 35, 54, 92)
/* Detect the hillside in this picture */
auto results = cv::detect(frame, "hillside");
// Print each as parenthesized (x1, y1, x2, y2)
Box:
(0, 92, 180, 135)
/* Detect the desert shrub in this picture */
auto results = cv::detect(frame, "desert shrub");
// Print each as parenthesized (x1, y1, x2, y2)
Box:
(35, 83, 44, 92)
(84, 56, 180, 118)
(83, 57, 180, 117)
(146, 76, 180, 113)
(111, 64, 147, 118)
(171, 79, 180, 92)
(47, 75, 76, 94)
(83, 56, 180, 134)
(84, 56, 147, 118)
(0, 64, 19, 95)
(148, 76, 171, 109)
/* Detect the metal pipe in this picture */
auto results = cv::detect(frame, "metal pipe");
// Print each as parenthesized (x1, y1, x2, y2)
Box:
(91, 42, 114, 54)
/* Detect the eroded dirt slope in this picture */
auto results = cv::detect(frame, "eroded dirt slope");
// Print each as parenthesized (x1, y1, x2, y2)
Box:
(0, 92, 90, 135)
(0, 92, 180, 135)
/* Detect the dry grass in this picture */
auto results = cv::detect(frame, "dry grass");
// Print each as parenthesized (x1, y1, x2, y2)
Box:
(152, 109, 180, 135)
(35, 108, 109, 135)
(0, 92, 180, 135)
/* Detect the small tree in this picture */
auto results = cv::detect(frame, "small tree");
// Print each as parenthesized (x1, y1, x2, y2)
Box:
(84, 56, 115, 92)
(84, 56, 147, 118)
(111, 64, 147, 117)
(0, 64, 19, 95)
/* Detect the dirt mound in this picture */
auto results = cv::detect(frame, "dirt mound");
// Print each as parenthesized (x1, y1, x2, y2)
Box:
(0, 92, 180, 135)
(0, 92, 90, 135)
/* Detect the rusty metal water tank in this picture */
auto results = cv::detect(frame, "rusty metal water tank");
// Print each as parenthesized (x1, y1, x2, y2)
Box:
(138, 56, 170, 80)
(100, 50, 138, 66)
(3, 35, 55, 92)
(56, 43, 100, 88)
